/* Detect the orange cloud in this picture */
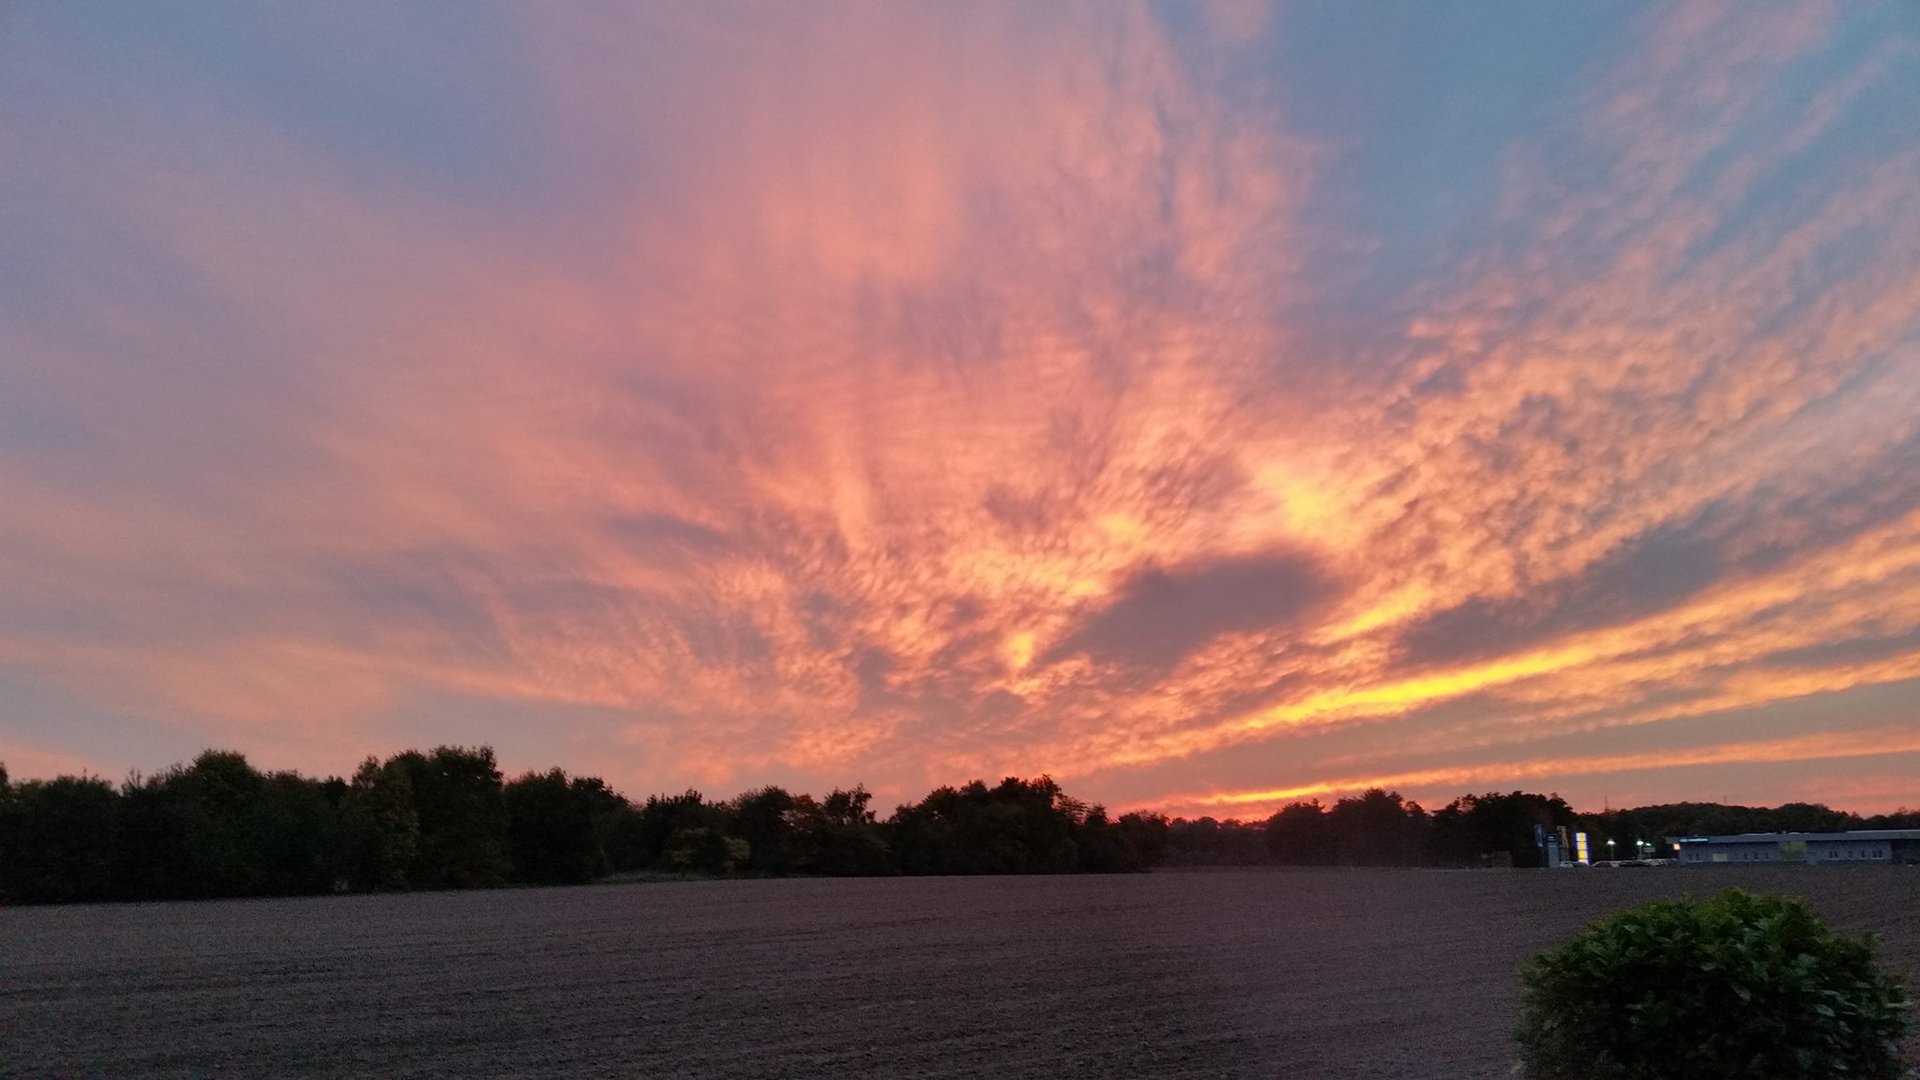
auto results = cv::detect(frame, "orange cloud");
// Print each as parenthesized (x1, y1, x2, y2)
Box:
(1, 3, 1915, 818)
(1156, 725, 1920, 820)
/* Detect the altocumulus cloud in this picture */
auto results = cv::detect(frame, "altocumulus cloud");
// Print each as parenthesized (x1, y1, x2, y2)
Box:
(0, 2, 1917, 815)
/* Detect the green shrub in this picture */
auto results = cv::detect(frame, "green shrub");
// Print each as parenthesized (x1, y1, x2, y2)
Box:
(1517, 890, 1911, 1080)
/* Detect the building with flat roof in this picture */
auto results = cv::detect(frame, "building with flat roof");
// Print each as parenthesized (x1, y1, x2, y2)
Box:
(1668, 829, 1920, 865)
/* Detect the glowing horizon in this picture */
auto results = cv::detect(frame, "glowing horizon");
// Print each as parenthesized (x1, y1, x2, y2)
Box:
(3, 2, 1918, 815)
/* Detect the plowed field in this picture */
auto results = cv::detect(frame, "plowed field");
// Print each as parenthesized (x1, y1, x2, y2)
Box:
(4, 867, 1915, 1078)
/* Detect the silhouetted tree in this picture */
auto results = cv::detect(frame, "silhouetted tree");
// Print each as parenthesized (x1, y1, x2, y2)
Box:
(108, 751, 274, 899)
(1863, 808, 1920, 830)
(1117, 811, 1170, 867)
(1071, 805, 1154, 872)
(731, 785, 822, 875)
(1328, 789, 1429, 866)
(115, 769, 187, 900)
(666, 826, 747, 874)
(1265, 800, 1336, 866)
(570, 775, 635, 873)
(1163, 816, 1268, 866)
(178, 750, 269, 895)
(389, 746, 509, 889)
(1428, 791, 1577, 868)
(0, 775, 119, 903)
(246, 771, 343, 895)
(598, 795, 649, 874)
(504, 768, 608, 885)
(340, 756, 419, 891)
(634, 790, 730, 870)
(806, 786, 892, 875)
(886, 787, 965, 875)
(891, 776, 1086, 875)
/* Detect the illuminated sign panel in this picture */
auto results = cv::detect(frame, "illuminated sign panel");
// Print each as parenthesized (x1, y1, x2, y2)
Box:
(1574, 831, 1590, 865)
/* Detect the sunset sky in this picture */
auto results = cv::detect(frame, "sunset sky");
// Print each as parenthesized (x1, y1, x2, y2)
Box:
(3, 2, 1918, 816)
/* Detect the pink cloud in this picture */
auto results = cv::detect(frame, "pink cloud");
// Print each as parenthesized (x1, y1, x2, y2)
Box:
(1, 3, 1915, 820)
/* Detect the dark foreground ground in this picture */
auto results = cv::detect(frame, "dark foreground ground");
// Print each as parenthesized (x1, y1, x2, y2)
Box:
(2, 866, 1915, 1079)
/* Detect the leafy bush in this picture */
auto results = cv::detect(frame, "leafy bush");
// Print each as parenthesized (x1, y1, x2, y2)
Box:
(665, 827, 748, 875)
(1517, 890, 1911, 1080)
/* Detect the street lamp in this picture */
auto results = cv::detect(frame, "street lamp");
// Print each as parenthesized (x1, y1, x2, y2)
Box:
(1606, 838, 1616, 862)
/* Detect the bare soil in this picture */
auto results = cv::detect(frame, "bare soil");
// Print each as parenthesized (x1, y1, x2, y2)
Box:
(3, 866, 1915, 1078)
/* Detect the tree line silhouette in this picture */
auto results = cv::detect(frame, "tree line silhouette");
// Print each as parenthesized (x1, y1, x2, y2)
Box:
(1166, 788, 1919, 870)
(2, 747, 1913, 904)
(0, 747, 1169, 903)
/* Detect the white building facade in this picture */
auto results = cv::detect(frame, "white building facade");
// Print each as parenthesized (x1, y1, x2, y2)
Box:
(1668, 829, 1920, 865)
